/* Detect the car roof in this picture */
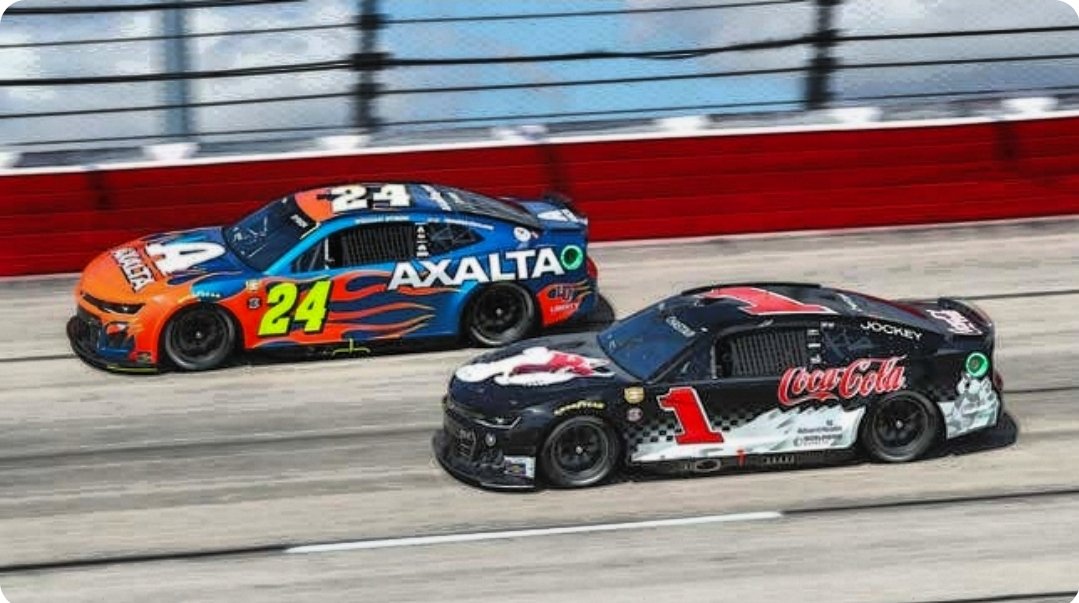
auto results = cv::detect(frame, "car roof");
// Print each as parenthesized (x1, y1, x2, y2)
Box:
(293, 182, 540, 228)
(667, 283, 941, 334)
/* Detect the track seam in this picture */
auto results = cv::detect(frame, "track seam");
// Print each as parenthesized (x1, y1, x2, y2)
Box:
(906, 592, 1076, 603)
(4, 486, 1079, 574)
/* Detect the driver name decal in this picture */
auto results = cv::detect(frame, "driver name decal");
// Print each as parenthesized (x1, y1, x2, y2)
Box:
(778, 356, 907, 406)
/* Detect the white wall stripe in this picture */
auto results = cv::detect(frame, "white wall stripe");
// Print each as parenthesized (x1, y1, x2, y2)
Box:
(5, 110, 1079, 177)
(285, 511, 783, 555)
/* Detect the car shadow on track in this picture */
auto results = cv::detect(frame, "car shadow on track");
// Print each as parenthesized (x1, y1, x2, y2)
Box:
(930, 410, 1020, 459)
(124, 294, 619, 375)
(466, 411, 1020, 494)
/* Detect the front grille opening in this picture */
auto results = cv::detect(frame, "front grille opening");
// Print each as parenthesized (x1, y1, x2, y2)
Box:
(82, 293, 144, 315)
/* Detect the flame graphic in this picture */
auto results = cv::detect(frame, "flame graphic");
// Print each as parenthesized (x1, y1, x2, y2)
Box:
(251, 270, 453, 348)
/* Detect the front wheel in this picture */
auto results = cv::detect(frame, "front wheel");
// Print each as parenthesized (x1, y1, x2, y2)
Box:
(861, 392, 940, 463)
(540, 416, 620, 488)
(465, 283, 536, 347)
(162, 305, 236, 371)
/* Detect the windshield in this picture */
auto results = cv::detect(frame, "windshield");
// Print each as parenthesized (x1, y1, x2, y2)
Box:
(224, 196, 317, 271)
(597, 303, 699, 381)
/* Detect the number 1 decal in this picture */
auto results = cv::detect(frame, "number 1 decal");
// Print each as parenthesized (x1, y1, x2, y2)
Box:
(258, 281, 332, 337)
(657, 387, 724, 445)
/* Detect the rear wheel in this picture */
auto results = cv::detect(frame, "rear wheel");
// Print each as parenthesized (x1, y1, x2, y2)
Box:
(540, 416, 620, 488)
(861, 392, 940, 463)
(465, 283, 536, 347)
(162, 305, 236, 371)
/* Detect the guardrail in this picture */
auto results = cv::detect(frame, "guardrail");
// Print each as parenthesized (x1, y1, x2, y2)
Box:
(2, 112, 1079, 276)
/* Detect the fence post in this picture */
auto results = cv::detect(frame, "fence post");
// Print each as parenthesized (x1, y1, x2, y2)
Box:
(355, 0, 386, 132)
(805, 0, 841, 110)
(162, 1, 194, 138)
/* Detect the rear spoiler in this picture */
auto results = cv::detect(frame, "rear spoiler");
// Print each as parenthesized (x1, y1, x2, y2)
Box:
(542, 191, 586, 220)
(930, 297, 996, 349)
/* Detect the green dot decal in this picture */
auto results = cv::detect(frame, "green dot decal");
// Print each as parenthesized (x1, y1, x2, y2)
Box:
(560, 245, 584, 271)
(965, 352, 989, 378)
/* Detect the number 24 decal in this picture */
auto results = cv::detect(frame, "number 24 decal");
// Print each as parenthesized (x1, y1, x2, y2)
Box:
(326, 184, 411, 213)
(258, 281, 332, 337)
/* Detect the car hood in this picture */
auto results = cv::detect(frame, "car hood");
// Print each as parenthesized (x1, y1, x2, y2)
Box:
(78, 227, 250, 303)
(449, 333, 633, 414)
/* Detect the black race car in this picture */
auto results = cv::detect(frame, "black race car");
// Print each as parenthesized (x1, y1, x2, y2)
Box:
(433, 283, 1002, 489)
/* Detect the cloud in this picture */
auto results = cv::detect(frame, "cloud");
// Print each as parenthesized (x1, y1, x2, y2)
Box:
(3, 0, 1079, 148)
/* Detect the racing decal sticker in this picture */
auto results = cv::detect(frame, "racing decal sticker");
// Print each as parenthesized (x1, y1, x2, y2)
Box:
(145, 241, 226, 275)
(628, 402, 865, 463)
(560, 245, 584, 271)
(665, 315, 696, 338)
(699, 287, 837, 316)
(454, 347, 614, 387)
(861, 321, 922, 341)
(257, 280, 332, 337)
(938, 352, 999, 438)
(502, 455, 536, 479)
(112, 247, 155, 292)
(387, 248, 567, 290)
(320, 183, 412, 213)
(927, 309, 982, 335)
(624, 387, 645, 404)
(939, 375, 1000, 438)
(658, 387, 724, 444)
(537, 279, 593, 326)
(554, 400, 605, 416)
(777, 356, 907, 406)
(251, 271, 451, 348)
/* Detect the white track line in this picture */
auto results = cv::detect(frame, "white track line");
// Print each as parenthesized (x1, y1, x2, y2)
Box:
(285, 511, 783, 555)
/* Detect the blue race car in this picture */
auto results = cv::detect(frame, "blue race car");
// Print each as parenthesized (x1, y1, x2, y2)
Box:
(67, 182, 597, 372)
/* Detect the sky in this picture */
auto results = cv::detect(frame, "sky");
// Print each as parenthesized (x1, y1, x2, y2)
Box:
(1, 0, 1079, 149)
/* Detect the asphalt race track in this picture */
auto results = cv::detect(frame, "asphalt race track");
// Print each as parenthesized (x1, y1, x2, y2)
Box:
(1, 218, 1078, 603)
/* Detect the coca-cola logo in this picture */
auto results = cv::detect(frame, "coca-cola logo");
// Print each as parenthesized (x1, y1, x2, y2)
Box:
(778, 356, 907, 406)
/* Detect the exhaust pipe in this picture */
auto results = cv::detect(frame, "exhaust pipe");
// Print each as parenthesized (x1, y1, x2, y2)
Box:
(690, 459, 722, 473)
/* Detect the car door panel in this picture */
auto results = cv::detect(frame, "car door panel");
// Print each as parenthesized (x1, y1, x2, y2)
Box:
(627, 325, 871, 464)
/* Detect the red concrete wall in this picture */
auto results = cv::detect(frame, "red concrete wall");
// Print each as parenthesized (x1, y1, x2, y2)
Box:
(2, 115, 1079, 276)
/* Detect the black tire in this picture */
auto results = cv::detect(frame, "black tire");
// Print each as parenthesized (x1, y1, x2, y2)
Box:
(162, 304, 236, 371)
(465, 283, 536, 347)
(540, 416, 620, 488)
(861, 392, 940, 463)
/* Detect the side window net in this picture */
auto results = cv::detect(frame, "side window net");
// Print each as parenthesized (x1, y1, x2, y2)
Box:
(423, 223, 481, 256)
(339, 223, 415, 266)
(719, 329, 810, 378)
(291, 224, 415, 272)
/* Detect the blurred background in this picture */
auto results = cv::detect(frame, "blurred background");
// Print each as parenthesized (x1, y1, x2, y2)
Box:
(2, 0, 1079, 165)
